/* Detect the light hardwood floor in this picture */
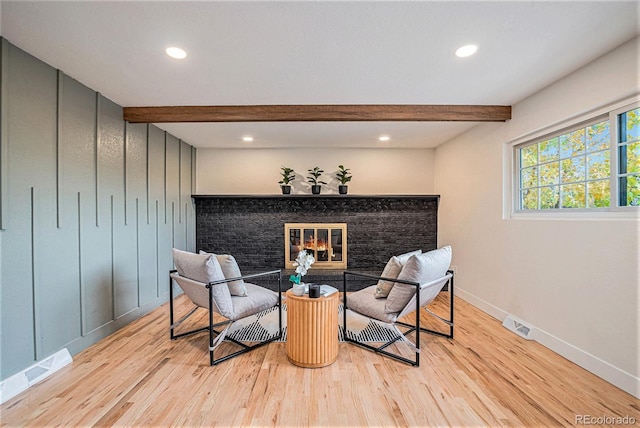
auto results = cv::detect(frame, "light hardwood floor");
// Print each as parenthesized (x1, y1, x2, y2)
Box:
(1, 293, 638, 427)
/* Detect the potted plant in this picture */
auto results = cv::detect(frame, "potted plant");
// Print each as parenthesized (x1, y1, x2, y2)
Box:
(289, 250, 315, 296)
(307, 166, 326, 194)
(336, 165, 352, 195)
(278, 166, 295, 194)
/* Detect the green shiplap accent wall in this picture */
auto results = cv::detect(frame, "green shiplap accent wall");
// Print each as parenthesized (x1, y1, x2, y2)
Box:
(0, 38, 8, 230)
(0, 39, 196, 380)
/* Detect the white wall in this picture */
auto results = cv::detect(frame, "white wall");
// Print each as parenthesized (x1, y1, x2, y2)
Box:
(435, 37, 640, 397)
(196, 148, 435, 195)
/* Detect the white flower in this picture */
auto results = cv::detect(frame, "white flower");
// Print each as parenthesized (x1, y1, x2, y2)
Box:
(292, 250, 315, 277)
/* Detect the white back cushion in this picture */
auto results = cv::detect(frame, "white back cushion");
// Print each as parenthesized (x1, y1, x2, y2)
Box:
(385, 246, 452, 314)
(172, 248, 234, 317)
(373, 250, 420, 299)
(215, 254, 248, 297)
(374, 256, 403, 298)
(198, 251, 248, 297)
(396, 249, 422, 265)
(173, 248, 223, 283)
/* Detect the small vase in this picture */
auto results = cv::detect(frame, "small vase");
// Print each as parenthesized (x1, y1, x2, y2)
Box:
(291, 283, 305, 296)
(311, 185, 321, 195)
(281, 185, 291, 195)
(338, 185, 348, 195)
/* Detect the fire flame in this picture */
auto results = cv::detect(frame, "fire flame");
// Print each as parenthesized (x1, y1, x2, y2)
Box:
(305, 236, 327, 252)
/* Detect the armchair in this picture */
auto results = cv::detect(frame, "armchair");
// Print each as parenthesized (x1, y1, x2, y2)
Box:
(169, 249, 282, 365)
(343, 246, 454, 366)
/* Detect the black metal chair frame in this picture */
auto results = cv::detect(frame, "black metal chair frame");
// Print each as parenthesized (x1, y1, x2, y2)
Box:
(169, 269, 283, 365)
(342, 269, 454, 367)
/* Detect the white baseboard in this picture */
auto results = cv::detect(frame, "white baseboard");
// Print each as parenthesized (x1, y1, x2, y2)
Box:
(455, 287, 508, 321)
(0, 349, 72, 404)
(456, 288, 640, 399)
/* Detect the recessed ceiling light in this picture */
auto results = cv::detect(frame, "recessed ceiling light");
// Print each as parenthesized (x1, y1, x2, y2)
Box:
(379, 136, 390, 142)
(166, 47, 187, 59)
(242, 136, 254, 142)
(455, 44, 478, 58)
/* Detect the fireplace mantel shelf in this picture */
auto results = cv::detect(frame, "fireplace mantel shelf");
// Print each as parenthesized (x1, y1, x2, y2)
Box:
(192, 194, 440, 200)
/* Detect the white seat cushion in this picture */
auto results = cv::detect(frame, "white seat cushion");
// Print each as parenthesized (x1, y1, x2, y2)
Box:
(347, 285, 398, 323)
(229, 283, 279, 320)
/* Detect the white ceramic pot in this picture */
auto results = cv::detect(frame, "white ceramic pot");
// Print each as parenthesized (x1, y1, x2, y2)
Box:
(291, 283, 306, 296)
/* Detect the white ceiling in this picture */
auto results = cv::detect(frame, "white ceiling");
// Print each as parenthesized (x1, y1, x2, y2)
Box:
(1, 1, 638, 149)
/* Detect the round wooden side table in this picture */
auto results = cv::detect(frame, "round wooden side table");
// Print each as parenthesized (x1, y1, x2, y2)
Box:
(285, 288, 339, 368)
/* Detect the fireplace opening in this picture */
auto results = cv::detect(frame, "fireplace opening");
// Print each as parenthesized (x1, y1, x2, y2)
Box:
(285, 223, 347, 269)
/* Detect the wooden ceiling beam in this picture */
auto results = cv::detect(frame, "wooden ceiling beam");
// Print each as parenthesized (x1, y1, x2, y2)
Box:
(123, 104, 511, 123)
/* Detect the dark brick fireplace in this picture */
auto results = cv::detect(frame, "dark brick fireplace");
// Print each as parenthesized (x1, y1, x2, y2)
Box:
(193, 194, 439, 290)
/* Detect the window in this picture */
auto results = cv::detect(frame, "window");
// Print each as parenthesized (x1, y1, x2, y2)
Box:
(617, 107, 640, 206)
(515, 103, 639, 212)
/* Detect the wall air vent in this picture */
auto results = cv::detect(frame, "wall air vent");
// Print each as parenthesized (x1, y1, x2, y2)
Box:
(502, 315, 535, 340)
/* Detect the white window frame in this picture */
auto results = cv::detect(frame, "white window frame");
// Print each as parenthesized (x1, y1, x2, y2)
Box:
(514, 116, 611, 213)
(505, 98, 640, 219)
(611, 101, 640, 211)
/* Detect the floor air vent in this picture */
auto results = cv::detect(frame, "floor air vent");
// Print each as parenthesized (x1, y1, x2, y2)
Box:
(0, 348, 72, 404)
(502, 315, 534, 340)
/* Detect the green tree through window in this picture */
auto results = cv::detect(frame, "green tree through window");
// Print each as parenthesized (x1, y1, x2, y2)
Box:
(517, 103, 640, 212)
(618, 107, 640, 206)
(518, 119, 609, 210)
